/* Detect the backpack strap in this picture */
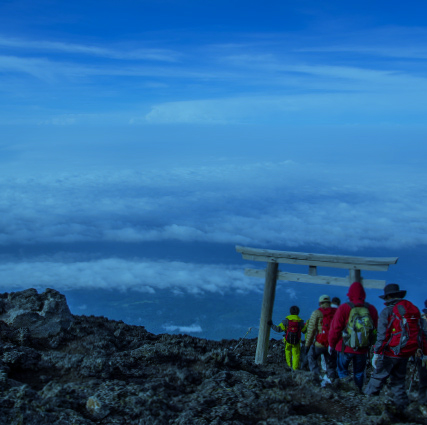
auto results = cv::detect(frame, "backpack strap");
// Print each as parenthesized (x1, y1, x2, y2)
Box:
(341, 302, 354, 353)
(375, 307, 395, 355)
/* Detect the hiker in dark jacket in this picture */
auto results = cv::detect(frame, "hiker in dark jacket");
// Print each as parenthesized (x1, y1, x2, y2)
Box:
(305, 295, 338, 382)
(364, 284, 427, 410)
(331, 297, 341, 308)
(417, 300, 427, 415)
(268, 306, 307, 370)
(328, 282, 378, 393)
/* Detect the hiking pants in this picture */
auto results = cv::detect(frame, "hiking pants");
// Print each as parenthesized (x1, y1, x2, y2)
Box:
(308, 345, 337, 380)
(337, 352, 367, 390)
(417, 358, 427, 405)
(364, 356, 409, 409)
(284, 341, 300, 370)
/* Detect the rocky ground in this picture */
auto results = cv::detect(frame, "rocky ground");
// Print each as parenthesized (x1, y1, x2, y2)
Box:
(0, 289, 426, 425)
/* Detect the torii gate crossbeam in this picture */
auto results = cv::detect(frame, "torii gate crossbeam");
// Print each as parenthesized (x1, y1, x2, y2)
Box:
(235, 245, 398, 364)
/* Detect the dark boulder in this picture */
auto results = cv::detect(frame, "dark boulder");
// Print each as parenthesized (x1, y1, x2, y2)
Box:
(0, 288, 73, 348)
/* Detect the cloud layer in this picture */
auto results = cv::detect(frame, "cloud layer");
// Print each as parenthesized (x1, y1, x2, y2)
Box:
(0, 160, 426, 252)
(0, 257, 251, 294)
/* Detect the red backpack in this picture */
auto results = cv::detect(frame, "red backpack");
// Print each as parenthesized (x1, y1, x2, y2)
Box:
(385, 300, 421, 356)
(315, 307, 337, 347)
(285, 319, 302, 345)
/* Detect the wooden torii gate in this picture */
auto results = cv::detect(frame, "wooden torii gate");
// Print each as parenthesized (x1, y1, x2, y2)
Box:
(235, 245, 399, 364)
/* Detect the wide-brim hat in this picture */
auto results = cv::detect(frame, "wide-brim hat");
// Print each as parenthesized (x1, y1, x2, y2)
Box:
(379, 283, 407, 300)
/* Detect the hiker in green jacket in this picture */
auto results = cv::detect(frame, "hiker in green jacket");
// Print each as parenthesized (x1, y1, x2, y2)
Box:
(268, 306, 307, 370)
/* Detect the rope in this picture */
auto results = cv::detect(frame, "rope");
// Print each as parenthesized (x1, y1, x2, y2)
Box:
(233, 327, 253, 351)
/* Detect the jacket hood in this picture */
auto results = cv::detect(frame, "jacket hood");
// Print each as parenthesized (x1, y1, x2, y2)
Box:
(347, 281, 366, 305)
(286, 314, 302, 321)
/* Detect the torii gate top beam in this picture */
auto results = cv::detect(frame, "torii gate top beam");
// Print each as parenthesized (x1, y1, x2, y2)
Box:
(236, 245, 398, 271)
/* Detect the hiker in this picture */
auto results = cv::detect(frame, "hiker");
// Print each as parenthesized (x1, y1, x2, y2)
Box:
(364, 283, 427, 410)
(417, 300, 427, 414)
(328, 281, 378, 393)
(320, 297, 341, 372)
(331, 297, 341, 308)
(305, 295, 338, 382)
(268, 306, 307, 370)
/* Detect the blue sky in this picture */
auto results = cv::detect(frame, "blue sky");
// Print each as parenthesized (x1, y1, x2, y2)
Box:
(2, 0, 427, 129)
(0, 0, 427, 318)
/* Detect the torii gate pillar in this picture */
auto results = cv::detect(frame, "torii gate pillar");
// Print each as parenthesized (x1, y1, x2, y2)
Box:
(236, 245, 398, 365)
(255, 262, 278, 364)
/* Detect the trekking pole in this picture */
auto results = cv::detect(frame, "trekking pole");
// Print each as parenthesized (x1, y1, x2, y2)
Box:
(233, 327, 253, 351)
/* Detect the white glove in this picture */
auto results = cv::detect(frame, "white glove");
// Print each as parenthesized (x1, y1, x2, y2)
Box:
(328, 346, 333, 355)
(372, 354, 379, 369)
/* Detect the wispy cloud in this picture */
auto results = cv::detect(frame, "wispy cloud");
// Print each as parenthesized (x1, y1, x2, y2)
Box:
(294, 26, 427, 60)
(285, 288, 297, 300)
(0, 55, 203, 81)
(0, 55, 62, 82)
(297, 45, 427, 60)
(162, 324, 203, 333)
(0, 36, 180, 62)
(142, 85, 427, 125)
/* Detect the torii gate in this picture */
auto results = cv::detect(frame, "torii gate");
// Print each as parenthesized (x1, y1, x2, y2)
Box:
(235, 245, 399, 364)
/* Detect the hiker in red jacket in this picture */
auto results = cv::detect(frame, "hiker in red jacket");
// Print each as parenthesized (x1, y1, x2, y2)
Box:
(364, 283, 427, 410)
(328, 281, 378, 393)
(305, 295, 338, 382)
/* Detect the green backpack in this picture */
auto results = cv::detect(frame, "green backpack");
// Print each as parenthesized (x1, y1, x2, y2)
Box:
(342, 302, 374, 351)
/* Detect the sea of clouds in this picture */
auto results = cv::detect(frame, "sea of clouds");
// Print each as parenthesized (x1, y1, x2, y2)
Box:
(0, 159, 426, 294)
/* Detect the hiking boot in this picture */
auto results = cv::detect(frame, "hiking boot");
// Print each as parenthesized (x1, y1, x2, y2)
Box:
(330, 380, 340, 389)
(384, 403, 399, 417)
(337, 376, 353, 391)
(313, 374, 322, 384)
(385, 401, 408, 419)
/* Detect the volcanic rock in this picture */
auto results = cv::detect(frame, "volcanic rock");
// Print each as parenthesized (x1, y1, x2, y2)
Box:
(0, 288, 73, 348)
(0, 288, 426, 424)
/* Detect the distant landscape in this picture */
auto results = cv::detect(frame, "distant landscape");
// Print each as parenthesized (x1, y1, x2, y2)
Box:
(1, 241, 425, 341)
(47, 242, 426, 341)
